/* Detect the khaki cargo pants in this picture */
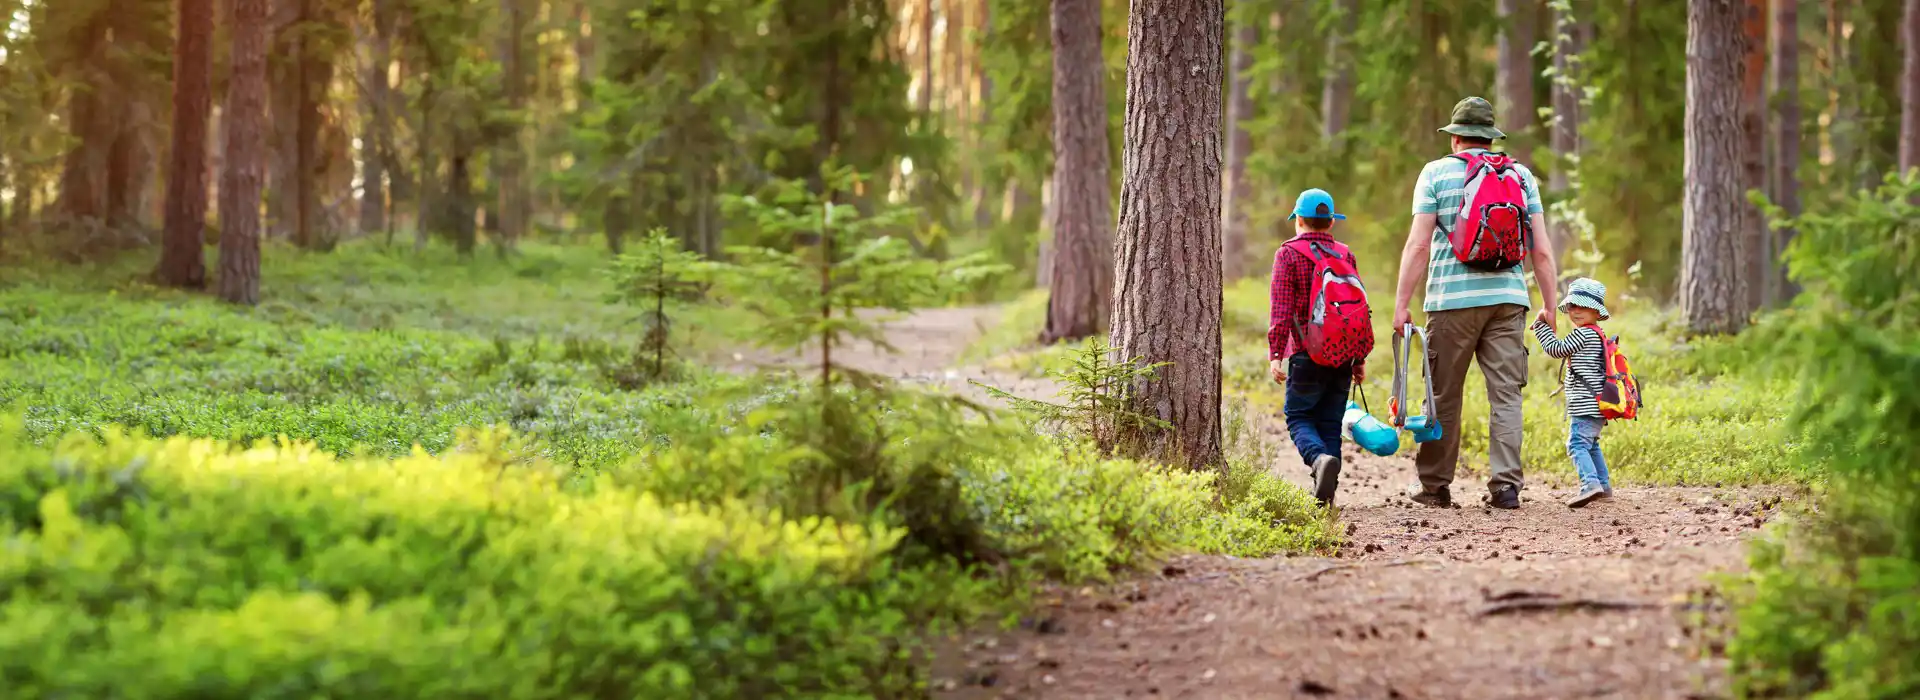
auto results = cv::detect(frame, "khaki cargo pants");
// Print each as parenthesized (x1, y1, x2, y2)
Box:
(1414, 303, 1528, 495)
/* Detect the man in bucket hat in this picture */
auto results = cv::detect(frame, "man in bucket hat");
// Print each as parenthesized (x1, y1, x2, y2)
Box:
(1391, 96, 1561, 510)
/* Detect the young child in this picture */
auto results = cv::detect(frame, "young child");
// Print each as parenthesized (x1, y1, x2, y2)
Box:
(1531, 277, 1614, 507)
(1269, 188, 1371, 507)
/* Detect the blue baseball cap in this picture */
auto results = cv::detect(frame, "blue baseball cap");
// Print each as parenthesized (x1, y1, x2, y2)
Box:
(1289, 188, 1346, 220)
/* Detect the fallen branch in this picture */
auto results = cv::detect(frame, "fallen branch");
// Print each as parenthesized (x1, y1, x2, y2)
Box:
(1476, 598, 1662, 617)
(1298, 558, 1441, 582)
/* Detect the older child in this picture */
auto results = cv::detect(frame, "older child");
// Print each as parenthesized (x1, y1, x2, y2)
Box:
(1269, 189, 1373, 506)
(1530, 277, 1614, 507)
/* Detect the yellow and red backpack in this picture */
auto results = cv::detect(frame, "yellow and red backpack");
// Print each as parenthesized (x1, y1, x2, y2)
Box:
(1578, 324, 1643, 421)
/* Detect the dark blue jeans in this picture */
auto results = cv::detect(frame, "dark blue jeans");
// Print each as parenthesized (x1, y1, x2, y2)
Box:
(1284, 353, 1353, 467)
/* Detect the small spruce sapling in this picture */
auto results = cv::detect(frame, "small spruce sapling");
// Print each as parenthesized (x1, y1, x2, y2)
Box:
(720, 165, 1006, 392)
(973, 336, 1172, 454)
(606, 228, 713, 384)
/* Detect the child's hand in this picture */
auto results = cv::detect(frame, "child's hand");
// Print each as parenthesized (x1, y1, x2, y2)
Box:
(1536, 305, 1558, 331)
(1269, 359, 1286, 385)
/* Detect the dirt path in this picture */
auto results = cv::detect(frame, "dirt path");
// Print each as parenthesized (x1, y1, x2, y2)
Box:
(780, 306, 1782, 700)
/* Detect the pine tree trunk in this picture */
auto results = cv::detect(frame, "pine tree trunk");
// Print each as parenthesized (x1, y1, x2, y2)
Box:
(1740, 0, 1767, 312)
(1111, 0, 1225, 469)
(359, 0, 395, 236)
(1768, 0, 1802, 303)
(1902, 0, 1920, 175)
(972, 0, 996, 231)
(1221, 14, 1254, 282)
(1683, 0, 1755, 336)
(157, 0, 213, 288)
(495, 0, 527, 252)
(1548, 0, 1588, 263)
(1496, 0, 1537, 164)
(1041, 0, 1115, 344)
(219, 0, 268, 304)
(1320, 0, 1357, 144)
(920, 0, 935, 116)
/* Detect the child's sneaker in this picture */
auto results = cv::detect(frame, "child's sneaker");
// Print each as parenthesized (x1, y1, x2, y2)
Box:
(1567, 484, 1606, 508)
(1311, 454, 1342, 506)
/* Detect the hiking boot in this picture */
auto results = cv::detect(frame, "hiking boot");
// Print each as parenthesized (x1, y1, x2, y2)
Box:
(1490, 484, 1521, 510)
(1310, 454, 1341, 506)
(1567, 484, 1606, 508)
(1408, 484, 1452, 508)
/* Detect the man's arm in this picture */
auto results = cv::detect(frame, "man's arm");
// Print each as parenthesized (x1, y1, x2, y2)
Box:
(1528, 213, 1559, 330)
(1393, 214, 1437, 334)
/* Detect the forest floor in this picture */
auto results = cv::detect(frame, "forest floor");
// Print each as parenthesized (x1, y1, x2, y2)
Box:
(740, 305, 1787, 700)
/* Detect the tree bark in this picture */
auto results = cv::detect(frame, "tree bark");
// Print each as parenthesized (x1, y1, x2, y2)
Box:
(1496, 0, 1537, 164)
(1221, 13, 1254, 282)
(359, 0, 395, 236)
(1547, 0, 1588, 262)
(1320, 0, 1358, 144)
(1902, 0, 1920, 175)
(1740, 0, 1766, 312)
(1041, 0, 1115, 344)
(219, 0, 269, 304)
(495, 0, 528, 252)
(157, 0, 214, 288)
(920, 0, 936, 116)
(1111, 0, 1225, 469)
(1683, 0, 1755, 335)
(1768, 0, 1801, 303)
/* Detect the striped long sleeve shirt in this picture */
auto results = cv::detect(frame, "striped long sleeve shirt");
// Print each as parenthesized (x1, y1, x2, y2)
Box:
(1531, 321, 1606, 418)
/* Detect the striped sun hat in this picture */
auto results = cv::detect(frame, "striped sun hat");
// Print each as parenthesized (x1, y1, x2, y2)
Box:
(1560, 277, 1610, 320)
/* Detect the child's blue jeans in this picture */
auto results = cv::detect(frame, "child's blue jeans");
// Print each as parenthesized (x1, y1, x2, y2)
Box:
(1284, 353, 1352, 467)
(1567, 416, 1611, 490)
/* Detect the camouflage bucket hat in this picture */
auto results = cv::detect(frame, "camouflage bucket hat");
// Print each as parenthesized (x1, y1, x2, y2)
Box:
(1437, 96, 1506, 140)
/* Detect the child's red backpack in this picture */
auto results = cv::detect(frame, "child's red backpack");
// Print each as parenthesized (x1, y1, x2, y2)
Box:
(1285, 238, 1374, 367)
(1447, 151, 1534, 271)
(1575, 324, 1643, 421)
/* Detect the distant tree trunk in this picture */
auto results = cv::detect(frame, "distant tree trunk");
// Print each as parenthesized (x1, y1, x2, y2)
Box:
(1496, 0, 1537, 164)
(1683, 0, 1755, 336)
(359, 0, 395, 236)
(1547, 0, 1588, 263)
(920, 0, 936, 116)
(495, 0, 528, 253)
(1740, 0, 1767, 312)
(1903, 0, 1920, 175)
(1111, 0, 1225, 469)
(1320, 0, 1357, 144)
(1768, 0, 1802, 303)
(1041, 0, 1115, 344)
(1221, 14, 1254, 281)
(219, 0, 269, 304)
(972, 0, 996, 230)
(157, 0, 214, 288)
(448, 144, 476, 256)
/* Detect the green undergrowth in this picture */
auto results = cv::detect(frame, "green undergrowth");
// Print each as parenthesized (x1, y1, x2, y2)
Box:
(1721, 175, 1920, 699)
(0, 241, 1339, 695)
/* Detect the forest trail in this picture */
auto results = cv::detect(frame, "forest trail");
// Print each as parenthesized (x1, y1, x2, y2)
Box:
(758, 305, 1786, 700)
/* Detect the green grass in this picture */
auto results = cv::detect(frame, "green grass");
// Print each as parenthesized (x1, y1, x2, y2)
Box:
(0, 241, 1344, 693)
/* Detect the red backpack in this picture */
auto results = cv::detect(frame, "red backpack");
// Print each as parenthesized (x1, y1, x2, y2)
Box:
(1446, 151, 1534, 271)
(1285, 238, 1374, 367)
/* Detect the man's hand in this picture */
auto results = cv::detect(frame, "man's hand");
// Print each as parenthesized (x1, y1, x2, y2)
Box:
(1353, 363, 1366, 382)
(1393, 306, 1413, 334)
(1269, 359, 1287, 385)
(1535, 305, 1557, 331)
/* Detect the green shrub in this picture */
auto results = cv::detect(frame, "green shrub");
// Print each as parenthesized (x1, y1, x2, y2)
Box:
(1725, 174, 1920, 699)
(0, 425, 958, 698)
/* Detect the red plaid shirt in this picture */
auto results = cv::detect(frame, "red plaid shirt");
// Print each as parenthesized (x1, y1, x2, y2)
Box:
(1268, 232, 1361, 369)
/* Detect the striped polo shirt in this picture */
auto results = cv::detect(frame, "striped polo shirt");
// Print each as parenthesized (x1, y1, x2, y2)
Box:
(1410, 149, 1543, 312)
